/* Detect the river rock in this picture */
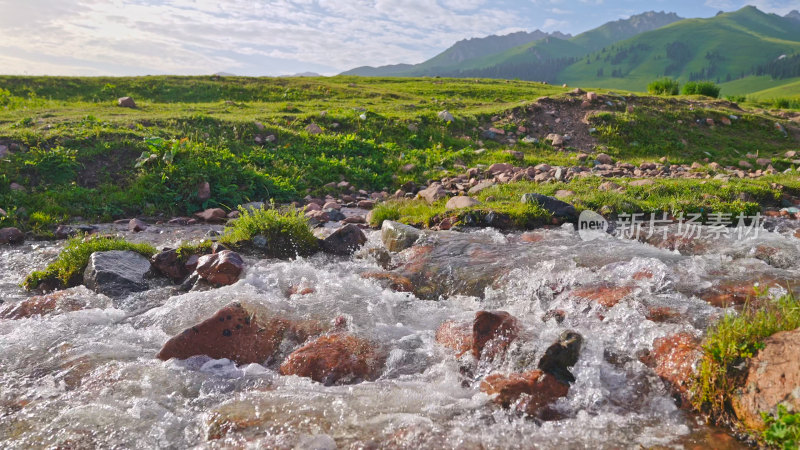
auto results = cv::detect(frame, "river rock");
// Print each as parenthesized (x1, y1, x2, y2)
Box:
(571, 285, 634, 307)
(445, 196, 481, 210)
(0, 288, 104, 319)
(128, 218, 148, 232)
(435, 320, 472, 357)
(117, 97, 136, 108)
(480, 370, 569, 416)
(732, 328, 800, 430)
(279, 333, 384, 385)
(473, 310, 519, 360)
(83, 250, 151, 297)
(321, 224, 367, 256)
(194, 208, 227, 223)
(647, 332, 702, 403)
(195, 250, 244, 286)
(157, 302, 289, 365)
(521, 193, 577, 220)
(538, 331, 583, 384)
(381, 220, 421, 252)
(417, 184, 448, 204)
(0, 227, 24, 245)
(151, 249, 195, 282)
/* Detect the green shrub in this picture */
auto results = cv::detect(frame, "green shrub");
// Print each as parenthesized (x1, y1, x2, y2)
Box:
(692, 293, 800, 422)
(24, 236, 156, 290)
(220, 206, 318, 258)
(762, 404, 800, 449)
(682, 81, 720, 98)
(647, 78, 680, 95)
(770, 97, 800, 110)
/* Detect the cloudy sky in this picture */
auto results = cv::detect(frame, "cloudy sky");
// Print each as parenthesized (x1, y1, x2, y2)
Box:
(0, 0, 797, 76)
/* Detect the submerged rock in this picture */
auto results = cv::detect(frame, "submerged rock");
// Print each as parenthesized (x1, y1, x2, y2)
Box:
(646, 332, 702, 404)
(381, 220, 421, 252)
(0, 287, 106, 319)
(195, 250, 244, 286)
(480, 370, 569, 417)
(157, 302, 290, 365)
(279, 333, 384, 385)
(733, 328, 800, 431)
(472, 310, 519, 360)
(538, 331, 583, 384)
(321, 224, 367, 256)
(83, 250, 151, 297)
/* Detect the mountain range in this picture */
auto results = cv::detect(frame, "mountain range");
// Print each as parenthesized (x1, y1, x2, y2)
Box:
(343, 7, 800, 97)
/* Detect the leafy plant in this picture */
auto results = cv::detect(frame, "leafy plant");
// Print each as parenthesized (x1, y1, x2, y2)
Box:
(220, 205, 318, 258)
(692, 293, 800, 423)
(648, 78, 680, 95)
(762, 404, 800, 449)
(682, 81, 720, 98)
(23, 236, 156, 290)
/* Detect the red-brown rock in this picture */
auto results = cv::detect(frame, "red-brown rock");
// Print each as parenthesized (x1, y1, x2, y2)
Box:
(0, 291, 92, 319)
(571, 285, 634, 307)
(648, 332, 702, 401)
(128, 218, 147, 232)
(151, 249, 193, 282)
(480, 370, 569, 415)
(732, 328, 800, 430)
(472, 311, 519, 360)
(157, 302, 289, 365)
(279, 333, 384, 385)
(196, 250, 244, 285)
(194, 208, 227, 223)
(435, 321, 472, 357)
(361, 272, 415, 293)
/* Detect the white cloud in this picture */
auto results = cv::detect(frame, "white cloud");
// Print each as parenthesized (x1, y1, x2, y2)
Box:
(541, 18, 569, 30)
(0, 0, 522, 76)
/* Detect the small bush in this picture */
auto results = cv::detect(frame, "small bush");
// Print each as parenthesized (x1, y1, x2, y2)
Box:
(692, 293, 800, 422)
(648, 78, 680, 95)
(682, 81, 720, 98)
(220, 206, 318, 258)
(762, 404, 800, 449)
(24, 236, 156, 290)
(771, 97, 800, 110)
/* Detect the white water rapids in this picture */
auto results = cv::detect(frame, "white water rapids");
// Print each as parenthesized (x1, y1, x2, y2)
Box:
(2, 219, 799, 449)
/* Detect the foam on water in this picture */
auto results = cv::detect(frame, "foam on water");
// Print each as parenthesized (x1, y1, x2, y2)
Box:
(3, 221, 799, 448)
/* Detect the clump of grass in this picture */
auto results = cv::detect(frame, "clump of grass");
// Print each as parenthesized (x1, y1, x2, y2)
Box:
(369, 201, 403, 227)
(219, 206, 318, 258)
(682, 81, 720, 98)
(692, 293, 800, 424)
(762, 404, 800, 449)
(23, 235, 156, 290)
(648, 78, 679, 95)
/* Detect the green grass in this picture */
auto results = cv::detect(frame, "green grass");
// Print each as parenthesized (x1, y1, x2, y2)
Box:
(368, 175, 796, 230)
(219, 206, 318, 258)
(23, 236, 156, 290)
(0, 75, 797, 233)
(682, 81, 721, 98)
(692, 293, 800, 425)
(647, 78, 679, 95)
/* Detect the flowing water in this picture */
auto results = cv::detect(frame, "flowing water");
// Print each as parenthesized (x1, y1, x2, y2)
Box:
(2, 219, 800, 449)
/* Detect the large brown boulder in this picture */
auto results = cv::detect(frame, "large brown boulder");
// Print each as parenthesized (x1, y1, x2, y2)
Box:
(151, 249, 198, 282)
(733, 328, 800, 430)
(279, 333, 384, 385)
(157, 302, 290, 365)
(480, 370, 569, 416)
(195, 250, 244, 285)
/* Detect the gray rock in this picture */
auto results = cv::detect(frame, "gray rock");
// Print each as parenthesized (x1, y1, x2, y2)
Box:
(445, 196, 481, 210)
(117, 97, 136, 108)
(437, 110, 455, 122)
(521, 193, 577, 220)
(0, 227, 24, 245)
(417, 184, 448, 204)
(381, 220, 421, 252)
(325, 209, 346, 222)
(83, 250, 151, 297)
(468, 180, 495, 195)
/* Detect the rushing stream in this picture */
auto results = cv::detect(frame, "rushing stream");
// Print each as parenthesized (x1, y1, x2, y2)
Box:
(2, 218, 800, 449)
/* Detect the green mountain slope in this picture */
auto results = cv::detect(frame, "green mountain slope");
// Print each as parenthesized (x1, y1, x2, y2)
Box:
(570, 11, 682, 52)
(559, 6, 800, 91)
(341, 30, 568, 77)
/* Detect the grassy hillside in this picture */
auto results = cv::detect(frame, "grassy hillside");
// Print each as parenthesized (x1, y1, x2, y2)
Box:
(748, 78, 800, 99)
(0, 76, 798, 233)
(560, 7, 800, 91)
